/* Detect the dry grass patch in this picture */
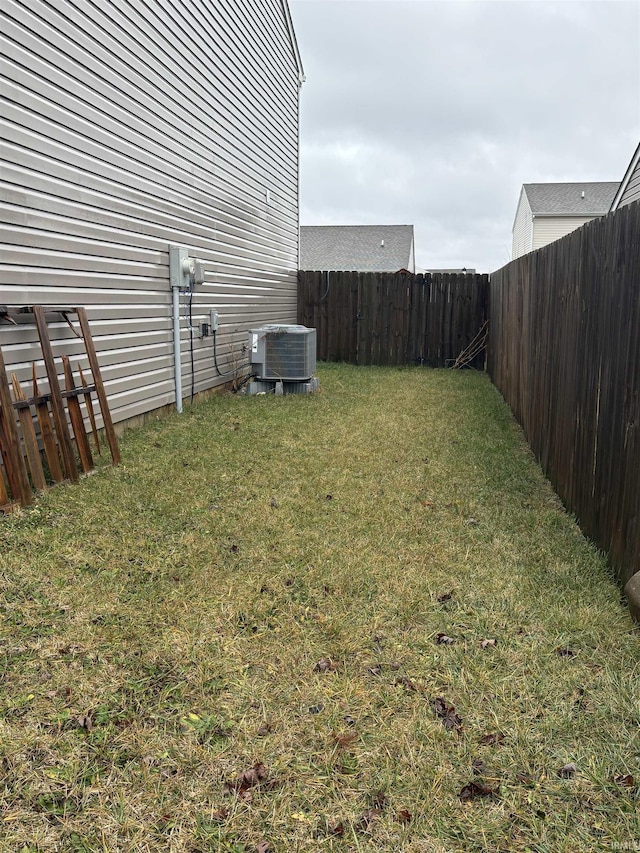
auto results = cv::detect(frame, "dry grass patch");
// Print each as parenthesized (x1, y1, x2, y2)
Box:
(0, 364, 638, 852)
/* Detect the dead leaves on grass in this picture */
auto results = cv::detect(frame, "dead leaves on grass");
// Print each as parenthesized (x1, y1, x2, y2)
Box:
(355, 790, 387, 833)
(75, 712, 93, 732)
(431, 696, 463, 732)
(355, 807, 382, 832)
(557, 762, 578, 779)
(395, 675, 418, 692)
(332, 730, 358, 748)
(459, 780, 498, 802)
(367, 661, 400, 676)
(226, 762, 267, 802)
(314, 657, 338, 673)
(556, 646, 576, 658)
(319, 790, 411, 840)
(478, 731, 505, 746)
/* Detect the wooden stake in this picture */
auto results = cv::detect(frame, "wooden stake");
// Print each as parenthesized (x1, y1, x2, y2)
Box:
(0, 454, 10, 505)
(62, 356, 93, 474)
(32, 364, 64, 483)
(0, 348, 32, 505)
(75, 307, 120, 465)
(11, 373, 47, 492)
(33, 306, 78, 482)
(78, 365, 100, 454)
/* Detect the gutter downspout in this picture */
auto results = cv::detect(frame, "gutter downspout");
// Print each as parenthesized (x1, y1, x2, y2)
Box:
(172, 284, 183, 413)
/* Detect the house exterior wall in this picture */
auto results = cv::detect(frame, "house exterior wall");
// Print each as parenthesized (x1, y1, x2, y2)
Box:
(0, 0, 301, 425)
(511, 190, 533, 259)
(616, 162, 640, 208)
(532, 216, 595, 251)
(610, 143, 640, 211)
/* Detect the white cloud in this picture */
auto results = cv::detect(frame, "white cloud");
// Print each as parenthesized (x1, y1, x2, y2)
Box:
(291, 0, 640, 269)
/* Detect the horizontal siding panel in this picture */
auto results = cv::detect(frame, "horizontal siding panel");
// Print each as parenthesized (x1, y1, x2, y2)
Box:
(1, 182, 298, 258)
(2, 72, 297, 202)
(1, 145, 297, 242)
(0, 320, 170, 348)
(1, 0, 301, 425)
(1, 219, 296, 274)
(1, 244, 166, 276)
(2, 233, 298, 278)
(9, 0, 299, 142)
(2, 225, 168, 263)
(4, 0, 298, 192)
(532, 216, 594, 250)
(511, 192, 532, 259)
(620, 170, 640, 207)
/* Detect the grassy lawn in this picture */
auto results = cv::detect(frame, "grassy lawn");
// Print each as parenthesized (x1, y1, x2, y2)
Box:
(0, 363, 638, 853)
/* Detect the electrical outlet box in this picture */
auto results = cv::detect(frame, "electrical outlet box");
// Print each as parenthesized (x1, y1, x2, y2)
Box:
(210, 310, 219, 332)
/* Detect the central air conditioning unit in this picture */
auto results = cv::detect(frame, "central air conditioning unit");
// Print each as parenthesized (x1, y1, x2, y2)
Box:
(247, 325, 319, 395)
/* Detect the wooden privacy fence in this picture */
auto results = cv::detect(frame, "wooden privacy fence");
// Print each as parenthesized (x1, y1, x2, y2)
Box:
(488, 200, 640, 587)
(298, 271, 489, 367)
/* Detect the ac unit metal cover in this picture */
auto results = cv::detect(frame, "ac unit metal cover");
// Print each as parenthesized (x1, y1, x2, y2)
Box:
(249, 325, 316, 381)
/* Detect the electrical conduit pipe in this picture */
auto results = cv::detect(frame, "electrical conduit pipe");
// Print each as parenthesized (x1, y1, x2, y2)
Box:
(172, 283, 183, 413)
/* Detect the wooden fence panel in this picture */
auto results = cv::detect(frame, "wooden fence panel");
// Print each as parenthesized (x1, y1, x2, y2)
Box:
(487, 201, 640, 587)
(298, 270, 488, 368)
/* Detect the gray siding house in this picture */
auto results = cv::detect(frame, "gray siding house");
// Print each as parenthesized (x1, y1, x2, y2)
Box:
(1, 0, 303, 425)
(511, 182, 619, 260)
(610, 142, 640, 211)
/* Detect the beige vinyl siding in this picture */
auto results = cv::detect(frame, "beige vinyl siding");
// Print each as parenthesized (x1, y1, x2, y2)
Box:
(0, 0, 300, 425)
(617, 162, 640, 207)
(511, 190, 533, 259)
(532, 216, 595, 251)
(610, 143, 640, 211)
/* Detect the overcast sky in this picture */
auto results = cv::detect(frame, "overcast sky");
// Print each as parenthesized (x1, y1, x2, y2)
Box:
(289, 0, 640, 272)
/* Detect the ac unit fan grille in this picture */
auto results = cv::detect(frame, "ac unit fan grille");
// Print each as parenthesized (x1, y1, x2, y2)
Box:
(263, 332, 313, 380)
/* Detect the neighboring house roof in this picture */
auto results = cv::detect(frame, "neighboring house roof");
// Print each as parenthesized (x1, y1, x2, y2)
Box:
(522, 182, 619, 216)
(610, 142, 640, 211)
(427, 268, 476, 274)
(300, 225, 415, 272)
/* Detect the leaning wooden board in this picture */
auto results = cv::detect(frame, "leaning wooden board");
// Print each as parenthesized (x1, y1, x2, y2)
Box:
(0, 347, 32, 505)
(75, 307, 120, 465)
(0, 305, 120, 510)
(32, 364, 64, 483)
(11, 374, 47, 491)
(62, 355, 94, 474)
(33, 306, 79, 483)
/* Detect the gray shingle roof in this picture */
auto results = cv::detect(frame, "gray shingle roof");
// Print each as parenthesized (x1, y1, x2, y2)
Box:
(523, 182, 619, 216)
(300, 225, 414, 272)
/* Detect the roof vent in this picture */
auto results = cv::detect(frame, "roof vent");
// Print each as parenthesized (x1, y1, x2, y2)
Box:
(581, 191, 585, 198)
(380, 239, 384, 248)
